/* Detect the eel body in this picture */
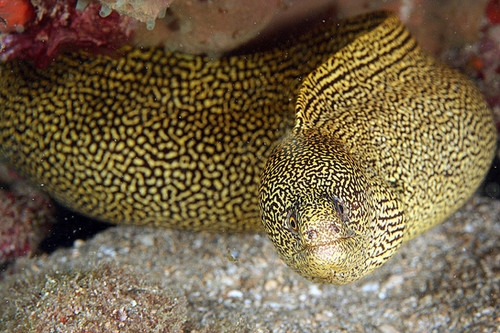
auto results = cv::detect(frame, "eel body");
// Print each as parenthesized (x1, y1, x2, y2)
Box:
(0, 12, 495, 283)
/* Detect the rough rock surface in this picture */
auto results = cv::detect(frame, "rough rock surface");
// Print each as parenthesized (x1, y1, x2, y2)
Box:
(1, 194, 498, 332)
(0, 185, 54, 265)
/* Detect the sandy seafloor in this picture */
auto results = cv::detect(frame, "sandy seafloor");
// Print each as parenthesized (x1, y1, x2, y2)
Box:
(1, 193, 499, 332)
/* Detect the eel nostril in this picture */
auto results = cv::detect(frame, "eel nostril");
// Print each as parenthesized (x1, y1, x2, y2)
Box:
(330, 224, 340, 234)
(306, 230, 317, 241)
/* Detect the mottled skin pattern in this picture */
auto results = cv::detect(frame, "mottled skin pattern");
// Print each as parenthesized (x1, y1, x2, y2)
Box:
(0, 12, 382, 232)
(0, 12, 495, 283)
(260, 14, 496, 283)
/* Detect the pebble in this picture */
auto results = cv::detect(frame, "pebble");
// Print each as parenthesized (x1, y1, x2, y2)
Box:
(378, 324, 400, 333)
(227, 290, 244, 298)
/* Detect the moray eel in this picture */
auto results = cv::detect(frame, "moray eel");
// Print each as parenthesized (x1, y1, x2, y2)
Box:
(0, 12, 495, 284)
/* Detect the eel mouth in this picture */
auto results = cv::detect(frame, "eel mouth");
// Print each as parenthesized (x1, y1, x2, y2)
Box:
(292, 236, 352, 257)
(287, 235, 366, 283)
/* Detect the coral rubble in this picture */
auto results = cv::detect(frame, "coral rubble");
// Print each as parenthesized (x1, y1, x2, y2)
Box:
(0, 264, 188, 332)
(0, 0, 133, 68)
(0, 185, 54, 265)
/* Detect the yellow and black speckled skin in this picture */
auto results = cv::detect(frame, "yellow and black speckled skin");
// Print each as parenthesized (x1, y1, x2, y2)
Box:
(0, 12, 381, 231)
(0, 12, 495, 283)
(260, 13, 496, 283)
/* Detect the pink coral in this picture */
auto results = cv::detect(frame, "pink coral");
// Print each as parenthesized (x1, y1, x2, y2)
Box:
(0, 0, 134, 68)
(0, 186, 55, 264)
(0, 0, 35, 32)
(461, 4, 500, 130)
(486, 0, 500, 23)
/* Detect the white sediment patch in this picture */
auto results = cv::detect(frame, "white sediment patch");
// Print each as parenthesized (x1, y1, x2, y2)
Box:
(99, 5, 113, 18)
(114, 0, 127, 8)
(158, 6, 167, 19)
(146, 19, 156, 31)
(75, 0, 90, 11)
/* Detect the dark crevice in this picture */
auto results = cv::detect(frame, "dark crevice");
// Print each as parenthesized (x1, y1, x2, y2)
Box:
(481, 155, 500, 199)
(39, 202, 112, 253)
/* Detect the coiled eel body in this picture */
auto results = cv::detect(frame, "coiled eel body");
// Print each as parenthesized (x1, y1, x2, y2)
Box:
(0, 12, 495, 283)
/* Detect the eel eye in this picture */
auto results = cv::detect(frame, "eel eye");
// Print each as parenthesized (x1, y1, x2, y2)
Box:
(336, 200, 344, 215)
(286, 210, 298, 233)
(332, 196, 348, 221)
(289, 215, 297, 230)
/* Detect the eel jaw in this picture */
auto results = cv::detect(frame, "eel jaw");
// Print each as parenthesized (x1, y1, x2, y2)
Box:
(289, 235, 369, 284)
